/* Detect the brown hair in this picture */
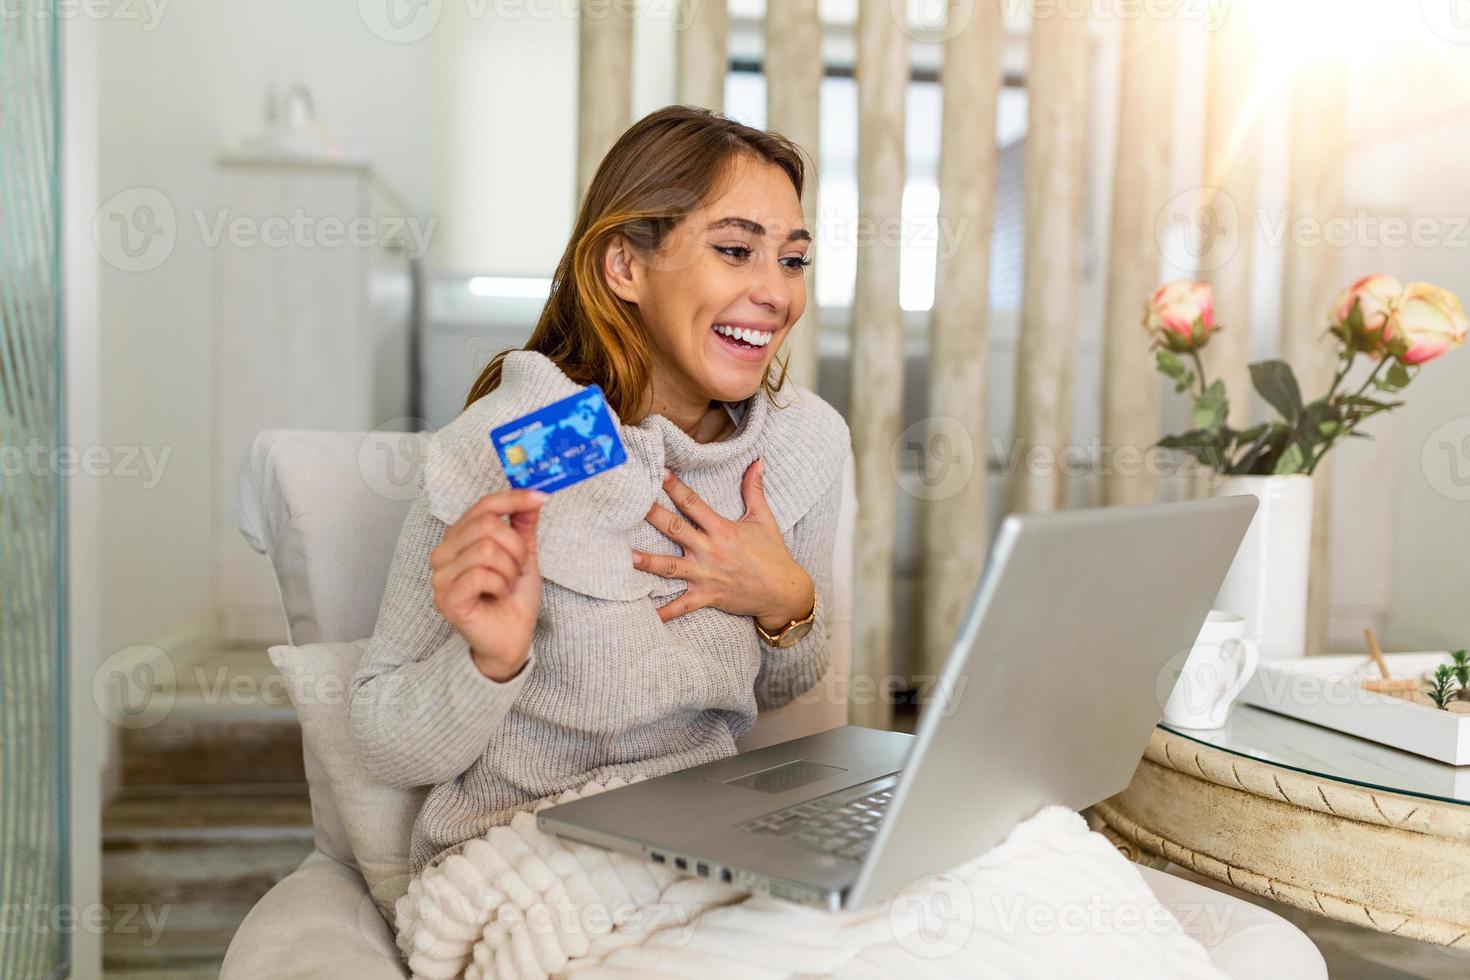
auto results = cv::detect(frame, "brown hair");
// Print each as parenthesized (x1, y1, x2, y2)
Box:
(462, 104, 809, 422)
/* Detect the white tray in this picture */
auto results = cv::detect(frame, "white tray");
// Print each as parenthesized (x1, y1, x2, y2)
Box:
(1239, 653, 1470, 766)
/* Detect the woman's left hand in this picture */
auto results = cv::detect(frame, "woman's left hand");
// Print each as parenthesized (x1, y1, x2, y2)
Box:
(633, 459, 814, 631)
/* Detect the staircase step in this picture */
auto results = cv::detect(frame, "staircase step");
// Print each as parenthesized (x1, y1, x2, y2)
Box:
(119, 646, 308, 790)
(102, 792, 315, 974)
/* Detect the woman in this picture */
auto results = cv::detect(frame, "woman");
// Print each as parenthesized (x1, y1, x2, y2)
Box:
(349, 105, 851, 877)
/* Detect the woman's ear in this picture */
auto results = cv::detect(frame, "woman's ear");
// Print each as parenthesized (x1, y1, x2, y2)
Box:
(602, 234, 641, 305)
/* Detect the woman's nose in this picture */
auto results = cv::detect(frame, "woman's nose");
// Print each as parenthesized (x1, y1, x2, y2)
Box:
(748, 258, 794, 316)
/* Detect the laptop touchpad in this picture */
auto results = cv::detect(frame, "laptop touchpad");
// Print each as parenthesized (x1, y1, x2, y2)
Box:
(713, 760, 847, 793)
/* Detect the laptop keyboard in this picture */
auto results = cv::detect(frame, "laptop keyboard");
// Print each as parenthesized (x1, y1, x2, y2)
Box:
(734, 777, 896, 861)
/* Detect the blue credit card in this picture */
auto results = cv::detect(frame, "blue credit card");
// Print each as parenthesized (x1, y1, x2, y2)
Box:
(489, 384, 629, 493)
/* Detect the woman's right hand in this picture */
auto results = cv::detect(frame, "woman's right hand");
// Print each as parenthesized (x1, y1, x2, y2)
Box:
(429, 489, 549, 681)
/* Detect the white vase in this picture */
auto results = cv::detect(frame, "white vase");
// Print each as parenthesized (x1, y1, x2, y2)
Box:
(1209, 474, 1313, 660)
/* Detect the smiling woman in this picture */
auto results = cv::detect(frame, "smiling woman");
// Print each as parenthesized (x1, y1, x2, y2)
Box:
(348, 105, 851, 877)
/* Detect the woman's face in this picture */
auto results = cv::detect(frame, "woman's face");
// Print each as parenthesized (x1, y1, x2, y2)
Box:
(605, 157, 811, 411)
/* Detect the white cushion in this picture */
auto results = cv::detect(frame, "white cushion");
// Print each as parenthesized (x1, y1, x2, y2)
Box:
(1137, 864, 1327, 980)
(268, 639, 425, 919)
(219, 850, 407, 980)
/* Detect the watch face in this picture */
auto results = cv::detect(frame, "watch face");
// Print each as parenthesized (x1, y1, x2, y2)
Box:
(777, 619, 814, 648)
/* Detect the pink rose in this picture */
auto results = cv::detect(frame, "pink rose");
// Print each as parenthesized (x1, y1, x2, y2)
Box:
(1332, 273, 1402, 335)
(1145, 281, 1214, 350)
(1391, 282, 1469, 365)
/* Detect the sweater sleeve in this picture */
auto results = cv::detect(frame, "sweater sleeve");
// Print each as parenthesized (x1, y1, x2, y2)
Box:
(348, 492, 534, 788)
(753, 465, 841, 710)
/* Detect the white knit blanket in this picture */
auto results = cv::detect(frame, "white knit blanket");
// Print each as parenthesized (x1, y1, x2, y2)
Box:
(395, 777, 1225, 980)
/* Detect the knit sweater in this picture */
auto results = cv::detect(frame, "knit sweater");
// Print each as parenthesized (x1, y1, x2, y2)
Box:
(348, 348, 852, 874)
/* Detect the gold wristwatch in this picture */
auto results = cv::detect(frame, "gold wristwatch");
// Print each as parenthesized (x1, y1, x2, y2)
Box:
(755, 602, 816, 648)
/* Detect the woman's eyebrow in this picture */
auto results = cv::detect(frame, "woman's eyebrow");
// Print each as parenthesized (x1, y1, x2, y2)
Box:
(706, 215, 811, 243)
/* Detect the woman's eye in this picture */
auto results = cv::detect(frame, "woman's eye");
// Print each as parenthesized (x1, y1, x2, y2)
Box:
(714, 245, 812, 274)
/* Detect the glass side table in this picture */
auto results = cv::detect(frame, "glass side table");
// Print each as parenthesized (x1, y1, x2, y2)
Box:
(1090, 704, 1470, 949)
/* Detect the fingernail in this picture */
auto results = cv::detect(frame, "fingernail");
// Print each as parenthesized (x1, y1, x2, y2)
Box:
(662, 467, 673, 481)
(531, 490, 551, 502)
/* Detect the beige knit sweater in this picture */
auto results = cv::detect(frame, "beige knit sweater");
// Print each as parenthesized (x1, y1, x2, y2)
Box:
(348, 349, 851, 874)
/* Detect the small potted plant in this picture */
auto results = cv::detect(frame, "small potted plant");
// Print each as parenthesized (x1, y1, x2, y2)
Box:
(1144, 276, 1467, 659)
(1451, 650, 1470, 701)
(1426, 664, 1458, 711)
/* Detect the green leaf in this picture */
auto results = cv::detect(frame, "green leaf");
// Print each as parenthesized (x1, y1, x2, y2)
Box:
(1230, 424, 1281, 475)
(1273, 442, 1307, 475)
(1250, 360, 1304, 425)
(1385, 361, 1412, 389)
(1155, 350, 1187, 380)
(1234, 423, 1270, 443)
(1344, 300, 1366, 350)
(1318, 420, 1342, 437)
(1190, 316, 1210, 349)
(1193, 379, 1229, 433)
(1158, 429, 1229, 471)
(1158, 431, 1214, 451)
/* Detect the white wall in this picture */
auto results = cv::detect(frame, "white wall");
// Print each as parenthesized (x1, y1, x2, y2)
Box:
(429, 3, 676, 274)
(65, 11, 103, 977)
(1336, 50, 1470, 650)
(94, 3, 433, 708)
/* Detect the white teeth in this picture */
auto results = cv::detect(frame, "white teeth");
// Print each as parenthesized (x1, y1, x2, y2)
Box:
(713, 324, 771, 347)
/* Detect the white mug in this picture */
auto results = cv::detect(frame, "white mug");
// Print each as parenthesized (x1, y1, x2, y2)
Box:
(1160, 610, 1260, 730)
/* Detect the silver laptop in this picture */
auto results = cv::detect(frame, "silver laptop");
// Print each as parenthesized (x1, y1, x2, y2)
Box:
(538, 496, 1257, 911)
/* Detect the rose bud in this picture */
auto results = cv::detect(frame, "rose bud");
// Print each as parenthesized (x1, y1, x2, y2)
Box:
(1332, 273, 1402, 337)
(1391, 282, 1469, 365)
(1144, 281, 1214, 351)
